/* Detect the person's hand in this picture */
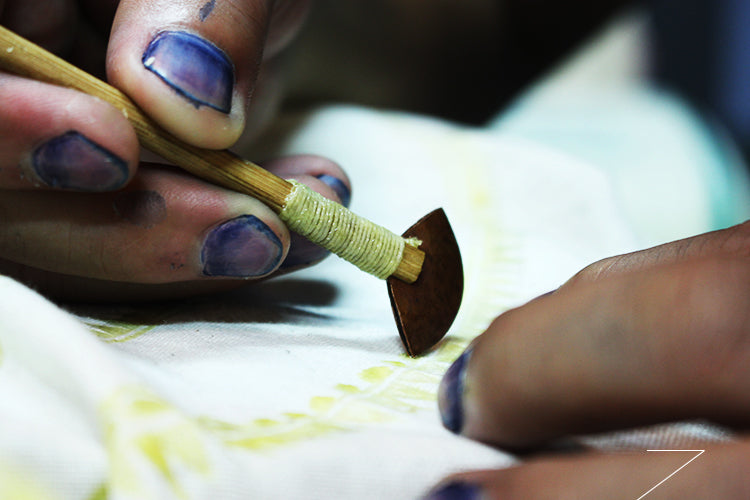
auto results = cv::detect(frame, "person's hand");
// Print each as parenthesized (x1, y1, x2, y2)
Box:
(427, 222, 750, 498)
(0, 1, 351, 301)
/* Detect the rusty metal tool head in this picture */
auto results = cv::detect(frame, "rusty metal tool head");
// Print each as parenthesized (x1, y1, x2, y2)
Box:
(0, 25, 464, 356)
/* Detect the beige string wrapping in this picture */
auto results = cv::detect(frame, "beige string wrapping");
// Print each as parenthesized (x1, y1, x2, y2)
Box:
(279, 181, 421, 280)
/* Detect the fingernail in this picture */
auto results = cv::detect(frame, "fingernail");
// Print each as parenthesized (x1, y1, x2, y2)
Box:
(201, 215, 283, 277)
(143, 30, 234, 113)
(315, 174, 351, 207)
(32, 131, 128, 191)
(423, 481, 483, 500)
(438, 347, 473, 434)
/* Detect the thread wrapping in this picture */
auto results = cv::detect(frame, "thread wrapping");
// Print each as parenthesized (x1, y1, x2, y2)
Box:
(279, 180, 411, 279)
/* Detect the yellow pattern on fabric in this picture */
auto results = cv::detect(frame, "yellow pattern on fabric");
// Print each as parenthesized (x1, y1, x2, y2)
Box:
(84, 320, 155, 343)
(196, 339, 468, 451)
(89, 119, 518, 462)
(86, 484, 108, 500)
(0, 463, 56, 500)
(99, 386, 211, 499)
(181, 123, 516, 454)
(279, 180, 418, 279)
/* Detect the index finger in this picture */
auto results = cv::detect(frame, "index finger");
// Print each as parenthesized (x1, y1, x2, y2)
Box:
(438, 256, 750, 450)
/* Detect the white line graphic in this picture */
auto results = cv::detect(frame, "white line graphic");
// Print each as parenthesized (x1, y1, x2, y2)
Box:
(636, 449, 705, 499)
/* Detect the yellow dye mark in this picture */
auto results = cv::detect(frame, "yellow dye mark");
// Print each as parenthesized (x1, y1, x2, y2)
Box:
(137, 434, 173, 483)
(336, 383, 361, 395)
(228, 420, 344, 451)
(284, 412, 309, 420)
(360, 366, 393, 384)
(310, 396, 336, 413)
(86, 484, 108, 500)
(385, 360, 407, 368)
(99, 386, 211, 499)
(84, 320, 155, 343)
(434, 340, 468, 362)
(131, 398, 170, 415)
(0, 463, 56, 500)
(253, 418, 279, 428)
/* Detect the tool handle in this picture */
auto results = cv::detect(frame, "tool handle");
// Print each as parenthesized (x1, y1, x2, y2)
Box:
(0, 24, 424, 283)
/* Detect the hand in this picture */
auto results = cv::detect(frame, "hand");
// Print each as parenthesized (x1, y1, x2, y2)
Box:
(0, 1, 350, 301)
(427, 222, 750, 498)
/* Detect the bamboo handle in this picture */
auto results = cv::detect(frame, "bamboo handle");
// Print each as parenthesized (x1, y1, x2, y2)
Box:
(0, 25, 425, 283)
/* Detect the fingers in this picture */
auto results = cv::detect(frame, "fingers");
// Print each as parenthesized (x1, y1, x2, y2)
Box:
(430, 223, 750, 498)
(107, 0, 310, 149)
(438, 255, 750, 450)
(424, 440, 750, 499)
(0, 154, 349, 300)
(0, 74, 139, 191)
(0, 165, 287, 283)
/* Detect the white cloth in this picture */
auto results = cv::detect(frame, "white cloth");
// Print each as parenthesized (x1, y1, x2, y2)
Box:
(0, 112, 636, 499)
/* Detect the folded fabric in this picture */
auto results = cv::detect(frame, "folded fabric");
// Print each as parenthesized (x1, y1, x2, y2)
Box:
(1, 107, 643, 499)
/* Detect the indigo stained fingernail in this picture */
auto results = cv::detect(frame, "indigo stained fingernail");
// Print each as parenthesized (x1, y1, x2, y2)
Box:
(423, 481, 483, 500)
(438, 347, 473, 434)
(202, 215, 283, 277)
(316, 174, 351, 207)
(143, 30, 234, 113)
(33, 131, 128, 191)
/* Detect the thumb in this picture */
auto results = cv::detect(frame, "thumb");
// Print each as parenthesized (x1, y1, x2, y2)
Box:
(107, 0, 298, 150)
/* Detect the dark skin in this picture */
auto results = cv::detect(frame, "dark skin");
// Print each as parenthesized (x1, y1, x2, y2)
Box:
(429, 224, 750, 498)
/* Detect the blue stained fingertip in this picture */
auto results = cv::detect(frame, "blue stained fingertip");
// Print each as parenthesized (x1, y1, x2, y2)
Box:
(423, 481, 483, 500)
(438, 347, 473, 434)
(202, 215, 283, 277)
(32, 131, 128, 191)
(143, 30, 234, 113)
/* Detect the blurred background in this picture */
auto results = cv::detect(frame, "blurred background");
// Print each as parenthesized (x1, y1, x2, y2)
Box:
(279, 0, 750, 247)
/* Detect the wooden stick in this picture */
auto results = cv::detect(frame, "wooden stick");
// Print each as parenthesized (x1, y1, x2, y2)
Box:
(0, 25, 424, 283)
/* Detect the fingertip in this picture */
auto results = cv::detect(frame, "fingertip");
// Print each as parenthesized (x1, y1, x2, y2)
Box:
(31, 131, 131, 191)
(30, 90, 140, 191)
(438, 347, 473, 435)
(422, 480, 484, 500)
(107, 0, 279, 150)
(0, 76, 139, 191)
(200, 214, 286, 278)
(200, 183, 291, 279)
(108, 27, 245, 149)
